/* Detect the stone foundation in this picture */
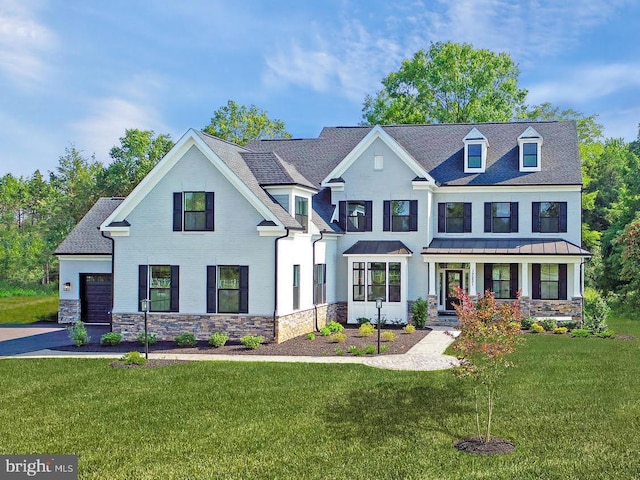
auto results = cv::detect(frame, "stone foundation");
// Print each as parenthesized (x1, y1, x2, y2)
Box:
(58, 299, 80, 324)
(327, 302, 348, 324)
(427, 295, 438, 324)
(519, 296, 583, 323)
(276, 307, 326, 343)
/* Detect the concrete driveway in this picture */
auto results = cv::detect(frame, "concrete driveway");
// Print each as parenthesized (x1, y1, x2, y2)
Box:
(0, 324, 110, 356)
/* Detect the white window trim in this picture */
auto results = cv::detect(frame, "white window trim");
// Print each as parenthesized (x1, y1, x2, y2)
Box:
(463, 127, 488, 173)
(518, 127, 543, 172)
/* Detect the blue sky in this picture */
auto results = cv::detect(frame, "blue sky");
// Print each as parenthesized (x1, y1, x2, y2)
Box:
(2, 0, 640, 176)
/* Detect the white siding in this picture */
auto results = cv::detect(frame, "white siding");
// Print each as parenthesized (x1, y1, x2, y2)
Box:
(58, 256, 111, 300)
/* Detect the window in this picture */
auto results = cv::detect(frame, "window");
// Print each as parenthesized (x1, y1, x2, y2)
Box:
(463, 127, 488, 173)
(532, 263, 567, 300)
(207, 266, 249, 314)
(272, 194, 289, 211)
(484, 263, 518, 299)
(518, 127, 543, 171)
(339, 201, 372, 232)
(532, 202, 567, 233)
(523, 143, 538, 168)
(438, 202, 472, 233)
(374, 155, 383, 170)
(484, 202, 518, 233)
(293, 265, 300, 310)
(173, 192, 214, 231)
(467, 144, 482, 169)
(295, 196, 308, 233)
(352, 262, 401, 303)
(138, 265, 179, 312)
(314, 264, 327, 304)
(383, 200, 418, 232)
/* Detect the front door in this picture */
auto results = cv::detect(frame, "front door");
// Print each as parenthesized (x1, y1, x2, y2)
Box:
(445, 270, 462, 311)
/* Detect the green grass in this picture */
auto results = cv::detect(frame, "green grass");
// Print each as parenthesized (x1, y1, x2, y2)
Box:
(0, 294, 58, 324)
(0, 311, 638, 479)
(0, 282, 58, 298)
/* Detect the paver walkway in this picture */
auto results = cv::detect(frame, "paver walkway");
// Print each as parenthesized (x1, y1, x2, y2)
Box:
(1, 326, 460, 371)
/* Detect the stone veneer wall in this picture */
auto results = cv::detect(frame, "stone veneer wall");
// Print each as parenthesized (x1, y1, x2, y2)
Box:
(327, 302, 348, 324)
(276, 307, 325, 343)
(519, 296, 583, 323)
(427, 295, 438, 324)
(59, 299, 80, 324)
(112, 313, 275, 343)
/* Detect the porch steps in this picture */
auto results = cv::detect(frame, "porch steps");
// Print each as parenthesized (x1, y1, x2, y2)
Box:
(428, 316, 460, 328)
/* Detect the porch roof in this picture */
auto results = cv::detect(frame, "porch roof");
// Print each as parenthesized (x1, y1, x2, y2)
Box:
(421, 238, 591, 256)
(344, 240, 413, 256)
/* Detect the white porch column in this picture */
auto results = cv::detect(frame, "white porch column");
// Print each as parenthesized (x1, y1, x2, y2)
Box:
(428, 261, 436, 296)
(573, 260, 582, 297)
(469, 261, 477, 296)
(521, 262, 529, 297)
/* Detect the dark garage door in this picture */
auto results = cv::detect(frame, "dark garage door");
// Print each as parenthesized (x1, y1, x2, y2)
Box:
(81, 274, 112, 323)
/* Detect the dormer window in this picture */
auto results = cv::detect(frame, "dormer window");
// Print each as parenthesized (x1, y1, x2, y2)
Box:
(518, 126, 543, 172)
(463, 128, 488, 173)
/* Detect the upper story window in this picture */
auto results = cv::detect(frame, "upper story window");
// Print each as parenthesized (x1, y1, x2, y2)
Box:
(484, 202, 518, 233)
(272, 194, 289, 211)
(338, 201, 372, 232)
(518, 126, 543, 172)
(295, 196, 308, 233)
(173, 192, 214, 232)
(138, 264, 179, 313)
(532, 202, 567, 233)
(463, 127, 488, 173)
(438, 202, 472, 233)
(383, 200, 418, 232)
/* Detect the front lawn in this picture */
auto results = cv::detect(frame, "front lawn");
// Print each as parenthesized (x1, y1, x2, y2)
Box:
(0, 311, 638, 479)
(0, 294, 58, 324)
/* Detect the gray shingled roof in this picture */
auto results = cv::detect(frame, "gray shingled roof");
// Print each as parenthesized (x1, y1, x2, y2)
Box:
(55, 198, 123, 255)
(241, 151, 317, 189)
(249, 121, 581, 187)
(422, 238, 591, 256)
(344, 240, 413, 255)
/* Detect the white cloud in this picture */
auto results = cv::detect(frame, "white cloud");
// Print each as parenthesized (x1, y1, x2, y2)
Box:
(0, 0, 55, 86)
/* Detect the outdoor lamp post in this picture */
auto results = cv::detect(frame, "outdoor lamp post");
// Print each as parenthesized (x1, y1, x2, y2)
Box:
(141, 298, 150, 359)
(375, 297, 383, 354)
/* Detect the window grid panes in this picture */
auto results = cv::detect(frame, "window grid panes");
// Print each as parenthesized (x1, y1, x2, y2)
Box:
(150, 265, 171, 312)
(218, 266, 240, 313)
(388, 263, 401, 302)
(293, 265, 300, 310)
(352, 262, 401, 303)
(353, 262, 365, 302)
(492, 264, 511, 299)
(467, 144, 482, 168)
(184, 192, 206, 231)
(347, 202, 367, 232)
(540, 202, 560, 233)
(492, 202, 511, 233)
(295, 196, 308, 233)
(368, 262, 386, 301)
(446, 202, 464, 233)
(540, 264, 559, 300)
(391, 200, 410, 232)
(523, 143, 538, 167)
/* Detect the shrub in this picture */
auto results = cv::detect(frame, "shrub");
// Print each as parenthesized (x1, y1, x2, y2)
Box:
(584, 287, 610, 333)
(540, 318, 557, 332)
(208, 332, 229, 348)
(403, 324, 416, 334)
(356, 317, 371, 325)
(306, 333, 316, 340)
(318, 327, 332, 336)
(334, 348, 344, 356)
(137, 333, 157, 345)
(553, 327, 568, 335)
(358, 323, 375, 337)
(326, 321, 344, 333)
(175, 333, 197, 347)
(562, 321, 579, 331)
(348, 345, 364, 356)
(241, 335, 264, 349)
(100, 332, 122, 346)
(68, 321, 90, 347)
(380, 345, 390, 354)
(531, 323, 545, 333)
(571, 328, 592, 338)
(381, 331, 397, 342)
(520, 317, 535, 330)
(411, 297, 428, 328)
(120, 351, 147, 366)
(364, 345, 376, 355)
(596, 329, 616, 339)
(329, 332, 347, 343)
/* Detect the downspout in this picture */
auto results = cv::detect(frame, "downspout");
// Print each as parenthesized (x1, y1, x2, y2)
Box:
(312, 230, 325, 331)
(273, 228, 291, 341)
(100, 230, 115, 332)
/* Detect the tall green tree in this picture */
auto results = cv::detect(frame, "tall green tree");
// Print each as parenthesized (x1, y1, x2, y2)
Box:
(203, 100, 291, 145)
(98, 129, 174, 197)
(362, 42, 527, 125)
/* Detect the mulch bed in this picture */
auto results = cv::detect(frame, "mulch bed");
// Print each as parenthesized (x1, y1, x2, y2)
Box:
(55, 325, 430, 357)
(454, 436, 515, 455)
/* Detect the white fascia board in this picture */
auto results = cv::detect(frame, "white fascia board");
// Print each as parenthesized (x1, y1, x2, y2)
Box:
(343, 253, 413, 258)
(421, 254, 583, 263)
(434, 184, 582, 194)
(57, 255, 112, 261)
(257, 226, 290, 236)
(320, 125, 435, 187)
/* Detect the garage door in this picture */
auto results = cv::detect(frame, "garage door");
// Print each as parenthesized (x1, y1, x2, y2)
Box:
(81, 274, 112, 323)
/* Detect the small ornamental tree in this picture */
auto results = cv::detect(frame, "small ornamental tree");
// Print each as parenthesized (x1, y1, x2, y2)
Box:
(452, 288, 522, 446)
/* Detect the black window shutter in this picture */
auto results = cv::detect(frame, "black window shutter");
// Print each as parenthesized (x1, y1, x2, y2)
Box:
(510, 202, 519, 233)
(170, 265, 179, 312)
(559, 202, 568, 232)
(365, 201, 373, 231)
(173, 192, 183, 231)
(338, 201, 346, 231)
(532, 264, 541, 299)
(484, 263, 493, 294)
(484, 203, 492, 232)
(138, 265, 148, 312)
(206, 266, 217, 313)
(205, 192, 214, 231)
(383, 201, 391, 231)
(438, 203, 446, 233)
(532, 202, 540, 232)
(463, 203, 472, 233)
(239, 266, 249, 313)
(558, 264, 568, 300)
(409, 200, 418, 231)
(510, 263, 518, 299)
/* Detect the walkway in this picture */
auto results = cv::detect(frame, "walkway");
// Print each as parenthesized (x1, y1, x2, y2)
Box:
(0, 326, 460, 371)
